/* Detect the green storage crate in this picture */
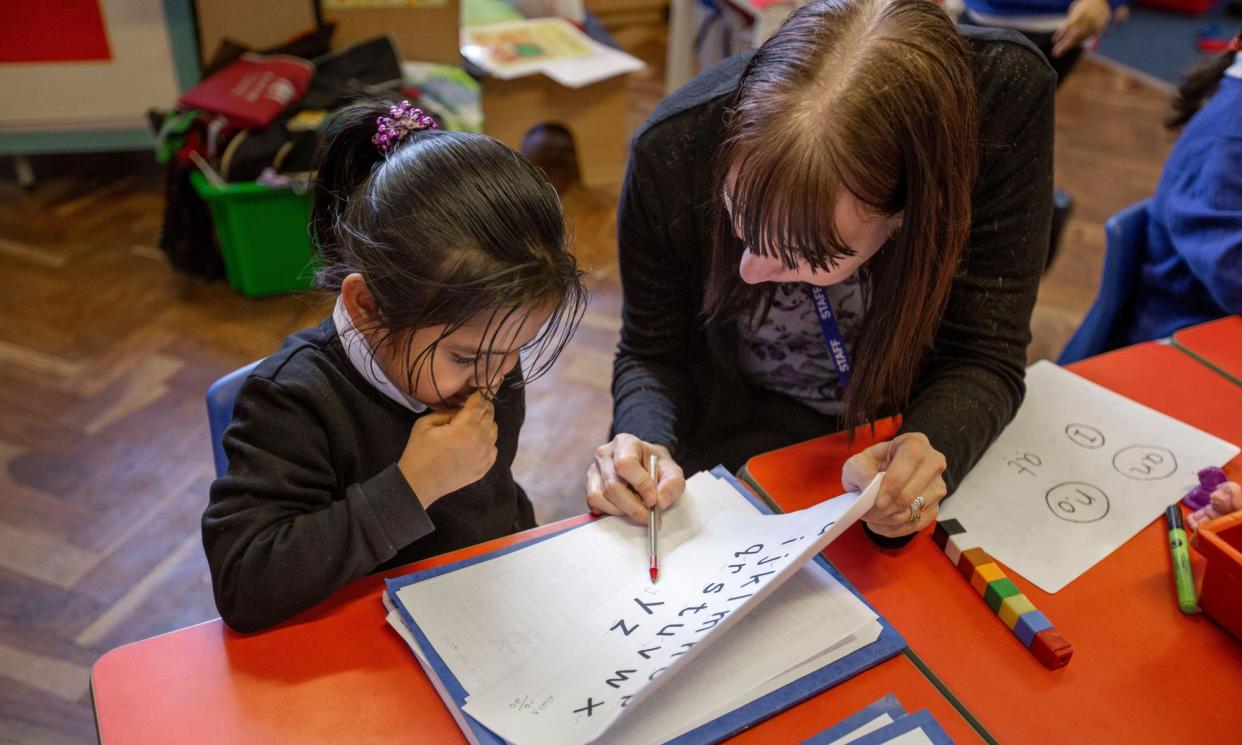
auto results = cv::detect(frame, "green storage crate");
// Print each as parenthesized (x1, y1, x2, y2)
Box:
(191, 172, 318, 297)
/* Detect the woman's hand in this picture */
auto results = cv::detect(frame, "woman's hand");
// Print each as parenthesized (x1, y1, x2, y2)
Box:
(586, 434, 686, 522)
(842, 432, 948, 538)
(1052, 0, 1112, 58)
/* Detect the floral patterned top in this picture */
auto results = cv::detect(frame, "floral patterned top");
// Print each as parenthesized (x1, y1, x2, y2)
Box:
(736, 274, 868, 416)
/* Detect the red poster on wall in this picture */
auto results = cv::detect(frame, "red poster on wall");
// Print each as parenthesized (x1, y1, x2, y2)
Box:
(0, 0, 113, 64)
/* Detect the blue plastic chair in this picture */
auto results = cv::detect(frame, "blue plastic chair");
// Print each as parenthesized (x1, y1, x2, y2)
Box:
(206, 360, 262, 477)
(1058, 200, 1150, 365)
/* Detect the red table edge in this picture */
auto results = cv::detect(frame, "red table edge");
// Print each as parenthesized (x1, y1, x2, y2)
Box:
(1171, 338, 1242, 388)
(736, 463, 1000, 745)
(88, 493, 985, 744)
(89, 513, 596, 744)
(1170, 316, 1242, 386)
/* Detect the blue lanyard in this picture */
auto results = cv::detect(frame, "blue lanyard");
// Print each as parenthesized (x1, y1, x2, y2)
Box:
(809, 285, 852, 390)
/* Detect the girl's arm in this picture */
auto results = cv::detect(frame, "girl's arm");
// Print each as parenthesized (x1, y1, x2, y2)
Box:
(897, 48, 1057, 495)
(202, 376, 434, 632)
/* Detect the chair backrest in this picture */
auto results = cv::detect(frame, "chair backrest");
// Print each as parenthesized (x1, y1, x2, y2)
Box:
(206, 360, 263, 478)
(1057, 199, 1150, 365)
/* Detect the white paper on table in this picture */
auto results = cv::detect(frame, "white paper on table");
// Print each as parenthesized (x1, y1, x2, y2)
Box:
(939, 360, 1240, 593)
(828, 713, 898, 745)
(597, 576, 879, 745)
(884, 729, 936, 745)
(542, 48, 645, 88)
(461, 475, 881, 745)
(460, 17, 644, 86)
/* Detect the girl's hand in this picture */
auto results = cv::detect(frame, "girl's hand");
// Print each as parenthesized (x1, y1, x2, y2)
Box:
(1052, 0, 1112, 58)
(585, 434, 686, 522)
(842, 432, 948, 538)
(399, 391, 499, 507)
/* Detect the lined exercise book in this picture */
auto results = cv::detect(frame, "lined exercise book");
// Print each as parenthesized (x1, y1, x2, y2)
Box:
(385, 470, 889, 745)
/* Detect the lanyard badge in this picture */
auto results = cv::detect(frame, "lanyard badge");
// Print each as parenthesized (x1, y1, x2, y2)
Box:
(809, 285, 852, 390)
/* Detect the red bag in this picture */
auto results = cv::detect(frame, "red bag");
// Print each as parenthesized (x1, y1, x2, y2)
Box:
(179, 53, 314, 129)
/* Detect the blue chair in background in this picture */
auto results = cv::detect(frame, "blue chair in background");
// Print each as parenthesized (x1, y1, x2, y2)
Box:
(1058, 199, 1150, 365)
(206, 360, 262, 478)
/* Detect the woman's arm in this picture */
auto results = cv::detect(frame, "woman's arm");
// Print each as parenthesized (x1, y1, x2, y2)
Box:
(611, 142, 703, 458)
(591, 135, 698, 519)
(898, 50, 1057, 495)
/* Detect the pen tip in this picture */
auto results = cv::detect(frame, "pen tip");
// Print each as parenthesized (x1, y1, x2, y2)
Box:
(649, 568, 659, 583)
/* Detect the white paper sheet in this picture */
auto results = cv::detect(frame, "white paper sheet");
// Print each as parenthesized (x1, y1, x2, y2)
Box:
(460, 476, 881, 745)
(828, 714, 897, 745)
(939, 360, 1240, 592)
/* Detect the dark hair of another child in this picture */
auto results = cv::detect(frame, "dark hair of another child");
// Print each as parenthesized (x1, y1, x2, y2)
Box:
(1167, 36, 1240, 130)
(311, 100, 586, 402)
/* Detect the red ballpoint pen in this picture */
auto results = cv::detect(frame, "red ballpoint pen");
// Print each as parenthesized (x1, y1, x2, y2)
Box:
(648, 454, 660, 583)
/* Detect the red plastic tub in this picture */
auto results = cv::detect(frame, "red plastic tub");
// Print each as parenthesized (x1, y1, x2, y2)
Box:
(1193, 510, 1242, 640)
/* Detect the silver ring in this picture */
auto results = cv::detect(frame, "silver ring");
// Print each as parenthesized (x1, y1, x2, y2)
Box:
(908, 495, 925, 524)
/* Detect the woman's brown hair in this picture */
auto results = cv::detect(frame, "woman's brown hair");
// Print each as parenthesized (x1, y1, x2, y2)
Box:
(703, 0, 978, 435)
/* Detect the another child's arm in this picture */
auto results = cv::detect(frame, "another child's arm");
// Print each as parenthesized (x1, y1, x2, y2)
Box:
(1166, 138, 1242, 317)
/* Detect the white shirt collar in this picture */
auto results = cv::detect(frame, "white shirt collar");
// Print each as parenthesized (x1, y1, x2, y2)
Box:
(333, 296, 427, 413)
(1227, 52, 1242, 81)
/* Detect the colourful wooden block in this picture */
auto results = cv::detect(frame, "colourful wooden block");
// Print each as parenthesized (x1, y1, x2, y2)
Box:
(997, 594, 1037, 630)
(945, 531, 980, 566)
(932, 518, 964, 551)
(969, 563, 1006, 595)
(956, 547, 992, 580)
(1030, 628, 1073, 669)
(983, 578, 1021, 613)
(1014, 610, 1053, 647)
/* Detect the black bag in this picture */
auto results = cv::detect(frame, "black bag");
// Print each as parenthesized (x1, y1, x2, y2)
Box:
(158, 160, 225, 280)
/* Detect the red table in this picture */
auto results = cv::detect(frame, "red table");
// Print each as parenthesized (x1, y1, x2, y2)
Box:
(744, 342, 1242, 744)
(92, 519, 982, 744)
(1172, 316, 1242, 386)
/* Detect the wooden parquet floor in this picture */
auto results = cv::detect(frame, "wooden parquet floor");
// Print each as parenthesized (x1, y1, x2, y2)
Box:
(0, 24, 1173, 743)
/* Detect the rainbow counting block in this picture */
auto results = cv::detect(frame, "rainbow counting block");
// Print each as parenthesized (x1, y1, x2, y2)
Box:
(933, 519, 1073, 670)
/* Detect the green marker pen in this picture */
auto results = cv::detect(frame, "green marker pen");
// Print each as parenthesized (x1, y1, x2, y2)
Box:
(1165, 505, 1199, 614)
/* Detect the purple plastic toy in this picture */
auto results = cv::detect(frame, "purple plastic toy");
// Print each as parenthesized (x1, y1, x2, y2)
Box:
(1183, 466, 1229, 510)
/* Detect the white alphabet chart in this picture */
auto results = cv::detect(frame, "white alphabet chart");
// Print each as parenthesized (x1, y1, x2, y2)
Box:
(939, 361, 1239, 593)
(457, 475, 881, 745)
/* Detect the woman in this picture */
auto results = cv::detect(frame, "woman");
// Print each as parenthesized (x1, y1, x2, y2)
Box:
(588, 0, 1055, 542)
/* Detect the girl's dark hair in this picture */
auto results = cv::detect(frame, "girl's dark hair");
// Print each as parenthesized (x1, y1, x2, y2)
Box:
(703, 0, 977, 436)
(312, 99, 586, 401)
(1167, 38, 1239, 130)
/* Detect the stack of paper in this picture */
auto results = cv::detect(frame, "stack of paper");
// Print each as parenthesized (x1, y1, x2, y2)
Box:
(460, 17, 645, 87)
(385, 470, 885, 744)
(806, 695, 955, 745)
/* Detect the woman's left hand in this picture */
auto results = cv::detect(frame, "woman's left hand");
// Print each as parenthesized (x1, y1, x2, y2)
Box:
(842, 432, 948, 538)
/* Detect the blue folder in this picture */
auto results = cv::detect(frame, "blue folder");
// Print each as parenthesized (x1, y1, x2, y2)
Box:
(800, 694, 907, 744)
(847, 709, 954, 745)
(386, 465, 907, 745)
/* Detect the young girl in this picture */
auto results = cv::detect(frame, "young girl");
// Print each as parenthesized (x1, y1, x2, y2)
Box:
(588, 0, 1054, 545)
(203, 100, 585, 632)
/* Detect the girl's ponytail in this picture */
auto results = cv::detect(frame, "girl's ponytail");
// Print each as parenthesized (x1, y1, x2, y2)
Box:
(311, 100, 394, 282)
(1167, 38, 1240, 130)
